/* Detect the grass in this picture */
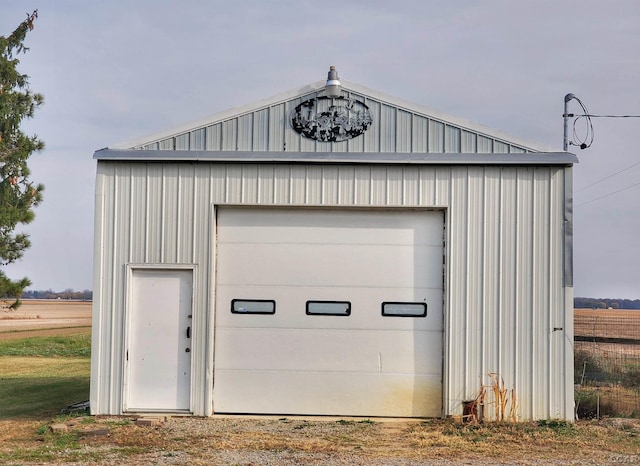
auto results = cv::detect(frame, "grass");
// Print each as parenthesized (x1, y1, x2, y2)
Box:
(0, 330, 639, 464)
(0, 333, 91, 357)
(0, 333, 91, 420)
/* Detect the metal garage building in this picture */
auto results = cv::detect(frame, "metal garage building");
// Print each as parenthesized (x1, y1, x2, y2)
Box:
(90, 68, 577, 420)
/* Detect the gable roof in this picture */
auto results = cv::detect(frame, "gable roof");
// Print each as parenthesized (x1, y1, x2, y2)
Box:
(110, 79, 557, 154)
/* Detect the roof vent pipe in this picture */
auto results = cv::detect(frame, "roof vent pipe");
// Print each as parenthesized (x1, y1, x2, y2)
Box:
(325, 65, 341, 98)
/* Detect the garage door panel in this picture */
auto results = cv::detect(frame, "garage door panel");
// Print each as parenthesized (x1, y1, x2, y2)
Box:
(215, 285, 442, 331)
(215, 328, 443, 374)
(214, 207, 444, 417)
(217, 243, 443, 289)
(213, 371, 442, 417)
(218, 209, 444, 247)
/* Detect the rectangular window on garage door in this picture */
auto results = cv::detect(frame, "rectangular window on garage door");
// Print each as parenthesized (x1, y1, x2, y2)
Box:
(381, 302, 427, 317)
(231, 299, 276, 314)
(306, 301, 351, 316)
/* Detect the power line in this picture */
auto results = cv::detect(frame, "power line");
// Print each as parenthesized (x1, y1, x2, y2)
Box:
(585, 114, 640, 118)
(575, 160, 640, 193)
(575, 180, 640, 208)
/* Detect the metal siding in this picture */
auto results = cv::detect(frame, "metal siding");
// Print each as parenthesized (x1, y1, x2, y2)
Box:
(321, 165, 339, 204)
(385, 166, 402, 204)
(354, 165, 371, 205)
(269, 104, 288, 151)
(403, 167, 420, 206)
(466, 167, 484, 393)
(237, 114, 253, 151)
(461, 130, 477, 153)
(159, 138, 174, 150)
(396, 109, 412, 153)
(429, 120, 444, 152)
(163, 165, 180, 263)
(305, 165, 322, 204)
(482, 168, 501, 386)
(91, 165, 113, 414)
(225, 165, 242, 203)
(499, 169, 518, 417)
(290, 165, 307, 204)
(93, 160, 572, 419)
(257, 165, 274, 203)
(178, 164, 195, 262)
(190, 129, 206, 150)
(364, 99, 381, 152)
(435, 166, 451, 205)
(515, 168, 534, 419)
(562, 287, 575, 420)
(532, 168, 551, 417)
(127, 86, 540, 154)
(478, 135, 493, 153)
(494, 141, 509, 154)
(556, 170, 574, 419)
(283, 101, 302, 153)
(240, 165, 259, 204)
(221, 120, 237, 151)
(346, 93, 366, 153)
(418, 166, 437, 206)
(175, 134, 189, 150)
(331, 139, 349, 153)
(445, 126, 461, 153)
(129, 165, 148, 263)
(447, 166, 469, 411)
(146, 165, 163, 262)
(273, 165, 291, 204)
(370, 166, 387, 205)
(193, 168, 213, 414)
(113, 165, 130, 413)
(253, 108, 269, 151)
(206, 124, 222, 151)
(338, 165, 356, 205)
(412, 115, 428, 153)
(210, 165, 226, 203)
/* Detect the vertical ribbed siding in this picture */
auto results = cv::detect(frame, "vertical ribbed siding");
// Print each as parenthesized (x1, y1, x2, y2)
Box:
(140, 89, 534, 154)
(482, 168, 501, 388)
(92, 161, 572, 420)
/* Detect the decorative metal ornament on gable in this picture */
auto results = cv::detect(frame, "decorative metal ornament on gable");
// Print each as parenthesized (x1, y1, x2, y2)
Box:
(290, 97, 373, 142)
(289, 66, 373, 142)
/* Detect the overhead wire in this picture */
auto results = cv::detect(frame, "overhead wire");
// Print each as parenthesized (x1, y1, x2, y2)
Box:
(584, 114, 640, 118)
(567, 96, 640, 207)
(575, 181, 640, 208)
(570, 96, 594, 149)
(574, 160, 640, 193)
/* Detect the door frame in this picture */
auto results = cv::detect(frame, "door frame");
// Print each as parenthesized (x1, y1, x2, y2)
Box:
(122, 263, 197, 413)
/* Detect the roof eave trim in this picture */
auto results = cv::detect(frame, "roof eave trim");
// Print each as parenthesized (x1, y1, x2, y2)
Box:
(94, 149, 578, 165)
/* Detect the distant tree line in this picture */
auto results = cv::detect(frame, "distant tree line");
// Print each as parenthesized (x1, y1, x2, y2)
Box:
(574, 297, 640, 310)
(21, 288, 92, 301)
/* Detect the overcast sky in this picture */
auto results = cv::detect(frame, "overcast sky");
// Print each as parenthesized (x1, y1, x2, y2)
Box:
(2, 0, 639, 299)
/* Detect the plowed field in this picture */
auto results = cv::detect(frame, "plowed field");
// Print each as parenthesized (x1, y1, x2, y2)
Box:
(0, 300, 91, 340)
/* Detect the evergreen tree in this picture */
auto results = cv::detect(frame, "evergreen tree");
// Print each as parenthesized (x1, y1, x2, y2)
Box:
(0, 11, 44, 309)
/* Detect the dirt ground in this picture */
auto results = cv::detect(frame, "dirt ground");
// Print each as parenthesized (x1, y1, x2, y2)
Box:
(0, 300, 91, 339)
(574, 308, 640, 340)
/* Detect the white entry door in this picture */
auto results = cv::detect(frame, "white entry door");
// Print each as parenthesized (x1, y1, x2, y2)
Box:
(125, 268, 193, 412)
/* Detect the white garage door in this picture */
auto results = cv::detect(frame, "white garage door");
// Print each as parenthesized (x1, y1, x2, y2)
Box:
(213, 207, 444, 417)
